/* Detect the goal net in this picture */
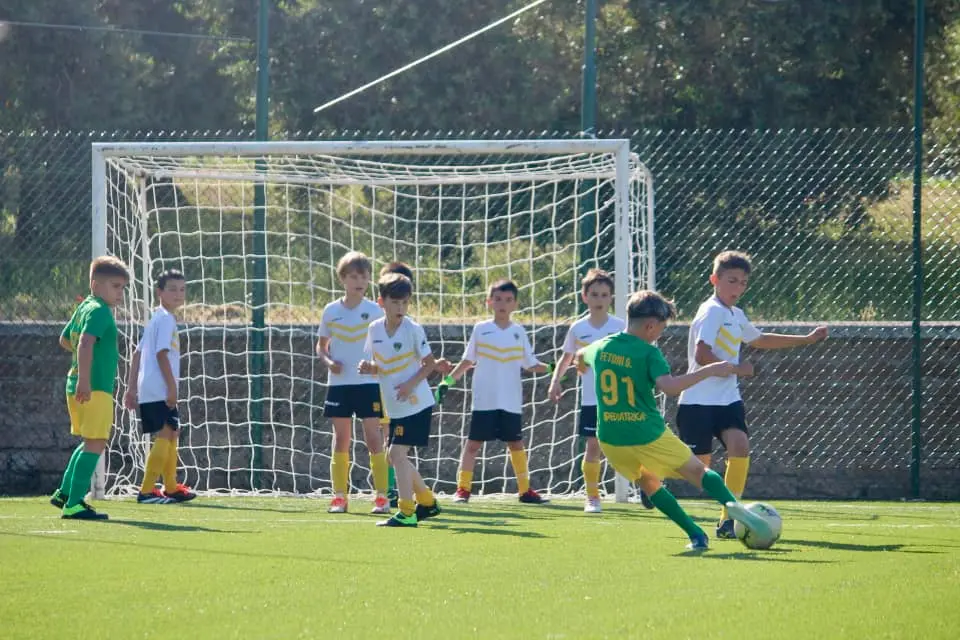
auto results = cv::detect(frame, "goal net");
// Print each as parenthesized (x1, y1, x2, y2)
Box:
(92, 139, 653, 499)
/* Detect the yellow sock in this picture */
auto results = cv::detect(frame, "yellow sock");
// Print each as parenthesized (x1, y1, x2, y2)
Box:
(414, 487, 436, 507)
(582, 459, 601, 499)
(370, 452, 389, 496)
(331, 452, 350, 496)
(720, 456, 750, 521)
(457, 470, 473, 492)
(140, 439, 168, 495)
(509, 449, 530, 494)
(398, 498, 416, 517)
(162, 437, 179, 493)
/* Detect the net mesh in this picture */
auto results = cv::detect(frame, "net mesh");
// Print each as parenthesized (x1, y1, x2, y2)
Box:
(101, 142, 651, 496)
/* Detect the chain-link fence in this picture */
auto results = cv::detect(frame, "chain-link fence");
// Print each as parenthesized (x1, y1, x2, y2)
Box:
(1, 128, 957, 498)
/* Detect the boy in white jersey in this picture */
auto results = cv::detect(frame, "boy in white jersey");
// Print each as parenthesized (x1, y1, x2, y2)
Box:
(359, 273, 441, 527)
(442, 280, 551, 504)
(548, 269, 625, 513)
(316, 252, 390, 514)
(678, 250, 828, 539)
(123, 269, 196, 504)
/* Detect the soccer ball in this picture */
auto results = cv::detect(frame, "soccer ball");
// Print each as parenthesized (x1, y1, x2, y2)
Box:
(733, 502, 782, 549)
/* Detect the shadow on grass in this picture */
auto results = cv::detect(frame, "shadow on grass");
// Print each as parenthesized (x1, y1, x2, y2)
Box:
(107, 519, 242, 533)
(0, 531, 381, 566)
(773, 506, 881, 522)
(780, 538, 942, 554)
(439, 506, 549, 521)
(678, 549, 834, 563)
(177, 501, 312, 514)
(427, 523, 551, 539)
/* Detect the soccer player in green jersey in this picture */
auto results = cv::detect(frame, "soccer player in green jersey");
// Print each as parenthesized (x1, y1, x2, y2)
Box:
(577, 290, 773, 550)
(52, 256, 130, 520)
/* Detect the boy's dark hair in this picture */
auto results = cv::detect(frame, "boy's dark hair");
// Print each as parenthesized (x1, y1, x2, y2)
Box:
(155, 268, 186, 290)
(337, 251, 373, 279)
(90, 255, 130, 281)
(713, 250, 752, 276)
(380, 261, 414, 283)
(581, 268, 614, 295)
(488, 279, 519, 299)
(378, 273, 413, 300)
(626, 290, 677, 322)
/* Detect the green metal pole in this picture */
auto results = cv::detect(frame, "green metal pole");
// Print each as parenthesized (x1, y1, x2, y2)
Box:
(910, 0, 925, 499)
(575, 0, 599, 461)
(250, 0, 270, 490)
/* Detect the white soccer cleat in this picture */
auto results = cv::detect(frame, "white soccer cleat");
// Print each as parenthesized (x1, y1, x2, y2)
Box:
(584, 496, 603, 514)
(327, 496, 348, 514)
(371, 495, 391, 515)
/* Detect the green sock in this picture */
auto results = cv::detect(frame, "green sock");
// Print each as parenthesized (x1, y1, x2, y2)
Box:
(58, 444, 85, 496)
(65, 452, 100, 508)
(649, 487, 704, 538)
(387, 466, 396, 493)
(701, 469, 737, 505)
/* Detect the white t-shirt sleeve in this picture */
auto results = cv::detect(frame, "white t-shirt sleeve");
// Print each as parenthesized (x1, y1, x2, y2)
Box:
(413, 323, 432, 359)
(363, 325, 374, 360)
(695, 307, 726, 348)
(521, 331, 539, 369)
(740, 315, 762, 344)
(153, 314, 175, 354)
(316, 307, 330, 338)
(562, 326, 577, 354)
(463, 325, 479, 362)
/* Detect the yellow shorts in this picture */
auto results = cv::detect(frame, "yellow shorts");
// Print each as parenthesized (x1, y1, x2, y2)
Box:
(67, 391, 114, 440)
(600, 430, 692, 481)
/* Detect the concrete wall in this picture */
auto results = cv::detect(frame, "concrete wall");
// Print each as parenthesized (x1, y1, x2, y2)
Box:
(2, 322, 958, 500)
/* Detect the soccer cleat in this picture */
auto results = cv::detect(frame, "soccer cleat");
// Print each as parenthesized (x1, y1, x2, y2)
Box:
(137, 489, 177, 504)
(716, 518, 737, 539)
(724, 501, 773, 542)
(685, 532, 710, 551)
(453, 488, 471, 503)
(415, 501, 441, 521)
(519, 489, 550, 504)
(61, 502, 108, 520)
(376, 512, 417, 527)
(371, 496, 391, 515)
(639, 490, 654, 510)
(50, 489, 68, 510)
(163, 484, 197, 503)
(328, 496, 348, 513)
(584, 496, 602, 514)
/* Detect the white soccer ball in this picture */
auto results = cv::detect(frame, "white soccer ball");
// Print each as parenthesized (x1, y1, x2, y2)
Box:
(734, 502, 782, 549)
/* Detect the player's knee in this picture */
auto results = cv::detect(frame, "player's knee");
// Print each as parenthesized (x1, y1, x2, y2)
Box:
(584, 438, 602, 462)
(638, 473, 661, 495)
(722, 430, 750, 457)
(505, 440, 523, 452)
(83, 439, 108, 455)
(158, 425, 178, 440)
(465, 440, 483, 454)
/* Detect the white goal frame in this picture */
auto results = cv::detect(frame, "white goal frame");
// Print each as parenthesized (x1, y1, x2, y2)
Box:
(90, 139, 655, 502)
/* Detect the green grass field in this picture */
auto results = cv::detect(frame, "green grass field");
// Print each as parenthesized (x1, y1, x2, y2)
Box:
(2, 497, 958, 639)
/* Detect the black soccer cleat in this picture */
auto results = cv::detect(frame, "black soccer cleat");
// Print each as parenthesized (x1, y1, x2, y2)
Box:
(415, 501, 441, 521)
(50, 489, 68, 510)
(61, 502, 109, 520)
(716, 518, 737, 539)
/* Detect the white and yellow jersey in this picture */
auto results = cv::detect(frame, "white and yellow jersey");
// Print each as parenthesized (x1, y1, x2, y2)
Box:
(364, 316, 434, 420)
(464, 320, 540, 414)
(317, 298, 383, 386)
(679, 295, 762, 406)
(562, 315, 626, 407)
(137, 306, 180, 404)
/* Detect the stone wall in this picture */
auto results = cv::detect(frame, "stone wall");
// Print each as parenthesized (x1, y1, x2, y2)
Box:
(2, 322, 958, 500)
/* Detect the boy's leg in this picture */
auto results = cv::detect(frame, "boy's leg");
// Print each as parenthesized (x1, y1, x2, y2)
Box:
(54, 444, 84, 505)
(140, 434, 168, 495)
(156, 407, 193, 502)
(329, 417, 352, 509)
(385, 444, 418, 520)
(63, 391, 113, 518)
(361, 417, 389, 498)
(456, 439, 482, 498)
(64, 439, 107, 509)
(582, 437, 603, 511)
(717, 405, 750, 526)
(506, 440, 530, 494)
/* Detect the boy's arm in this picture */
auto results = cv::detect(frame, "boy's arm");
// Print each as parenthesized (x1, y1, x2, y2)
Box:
(656, 361, 736, 397)
(749, 326, 828, 350)
(548, 351, 576, 403)
(358, 327, 378, 375)
(75, 334, 96, 403)
(123, 347, 142, 410)
(397, 354, 437, 400)
(59, 336, 72, 352)
(315, 336, 343, 373)
(156, 349, 177, 408)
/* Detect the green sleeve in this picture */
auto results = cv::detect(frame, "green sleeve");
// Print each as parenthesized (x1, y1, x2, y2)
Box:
(581, 341, 601, 367)
(647, 347, 671, 383)
(80, 305, 112, 338)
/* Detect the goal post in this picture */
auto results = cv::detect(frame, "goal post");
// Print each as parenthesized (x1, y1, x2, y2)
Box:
(91, 138, 654, 501)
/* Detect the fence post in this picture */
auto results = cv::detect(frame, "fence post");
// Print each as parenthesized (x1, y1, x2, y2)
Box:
(910, 0, 925, 499)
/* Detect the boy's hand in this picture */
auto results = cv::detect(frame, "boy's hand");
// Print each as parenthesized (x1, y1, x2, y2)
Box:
(710, 361, 737, 378)
(395, 380, 416, 401)
(435, 358, 454, 376)
(735, 361, 755, 378)
(327, 359, 343, 374)
(358, 360, 376, 375)
(548, 380, 563, 404)
(806, 326, 829, 344)
(123, 389, 138, 411)
(575, 352, 589, 375)
(166, 388, 178, 409)
(75, 380, 92, 404)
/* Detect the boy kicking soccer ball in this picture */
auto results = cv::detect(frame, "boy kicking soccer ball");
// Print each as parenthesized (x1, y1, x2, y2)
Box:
(124, 269, 196, 503)
(577, 290, 773, 551)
